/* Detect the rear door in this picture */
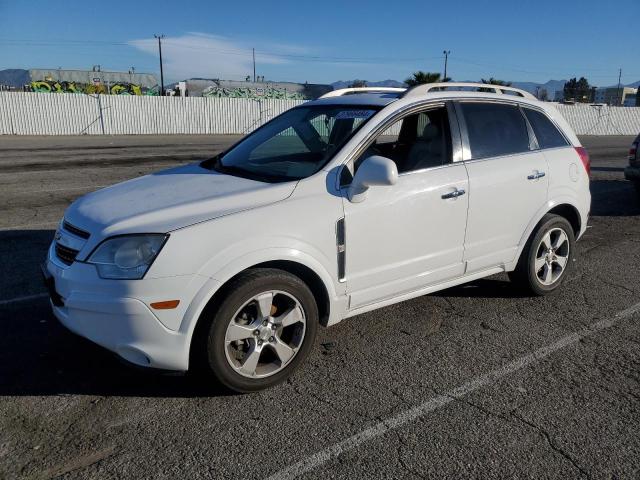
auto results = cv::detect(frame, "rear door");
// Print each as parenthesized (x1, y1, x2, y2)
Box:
(456, 101, 549, 273)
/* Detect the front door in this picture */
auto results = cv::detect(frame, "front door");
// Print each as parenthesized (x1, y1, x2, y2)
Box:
(342, 104, 469, 309)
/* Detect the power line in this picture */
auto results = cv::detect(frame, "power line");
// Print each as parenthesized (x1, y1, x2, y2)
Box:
(0, 37, 638, 80)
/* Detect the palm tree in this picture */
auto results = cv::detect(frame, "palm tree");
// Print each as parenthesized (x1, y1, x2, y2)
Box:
(404, 71, 450, 87)
(478, 77, 512, 93)
(481, 77, 512, 86)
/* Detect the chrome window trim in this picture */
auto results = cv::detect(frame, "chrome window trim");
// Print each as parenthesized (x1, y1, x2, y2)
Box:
(460, 148, 546, 166)
(397, 157, 465, 177)
(447, 101, 464, 163)
(518, 104, 540, 151)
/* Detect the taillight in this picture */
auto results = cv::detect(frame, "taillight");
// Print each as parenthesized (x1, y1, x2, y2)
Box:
(630, 142, 638, 162)
(575, 146, 590, 177)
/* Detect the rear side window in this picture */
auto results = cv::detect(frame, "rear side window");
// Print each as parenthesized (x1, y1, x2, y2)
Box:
(460, 103, 530, 159)
(523, 108, 569, 149)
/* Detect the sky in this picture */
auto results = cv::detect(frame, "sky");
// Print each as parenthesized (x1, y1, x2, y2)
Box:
(0, 0, 638, 87)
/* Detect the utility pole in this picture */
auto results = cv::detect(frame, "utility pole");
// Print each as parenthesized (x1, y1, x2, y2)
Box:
(443, 50, 450, 80)
(252, 48, 256, 82)
(154, 34, 165, 96)
(616, 68, 622, 106)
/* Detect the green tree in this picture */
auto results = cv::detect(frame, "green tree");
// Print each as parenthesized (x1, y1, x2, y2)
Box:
(348, 79, 367, 88)
(404, 71, 450, 87)
(563, 77, 592, 103)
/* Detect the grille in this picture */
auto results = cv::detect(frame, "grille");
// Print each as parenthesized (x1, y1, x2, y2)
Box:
(62, 220, 90, 239)
(55, 243, 79, 266)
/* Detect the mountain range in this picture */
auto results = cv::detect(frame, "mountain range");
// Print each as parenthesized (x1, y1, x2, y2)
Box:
(331, 79, 640, 96)
(1, 69, 638, 97)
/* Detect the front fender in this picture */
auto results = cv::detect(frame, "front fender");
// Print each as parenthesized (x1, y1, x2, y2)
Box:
(177, 246, 344, 363)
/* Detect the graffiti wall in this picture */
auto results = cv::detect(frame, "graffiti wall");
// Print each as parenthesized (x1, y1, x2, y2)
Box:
(201, 85, 305, 100)
(187, 79, 332, 100)
(28, 79, 158, 95)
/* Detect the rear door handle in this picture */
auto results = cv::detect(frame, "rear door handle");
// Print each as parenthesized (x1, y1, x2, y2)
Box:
(441, 188, 466, 199)
(527, 171, 546, 180)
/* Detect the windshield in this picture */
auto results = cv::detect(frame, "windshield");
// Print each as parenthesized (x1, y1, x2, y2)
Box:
(205, 105, 379, 182)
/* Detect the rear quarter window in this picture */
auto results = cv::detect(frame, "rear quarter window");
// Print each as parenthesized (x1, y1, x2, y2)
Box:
(460, 102, 531, 159)
(523, 108, 569, 149)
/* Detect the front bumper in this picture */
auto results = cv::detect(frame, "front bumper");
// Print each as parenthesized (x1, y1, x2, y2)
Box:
(43, 243, 208, 371)
(624, 165, 640, 181)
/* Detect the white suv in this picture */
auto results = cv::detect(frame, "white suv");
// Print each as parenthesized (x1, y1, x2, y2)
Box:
(43, 83, 591, 392)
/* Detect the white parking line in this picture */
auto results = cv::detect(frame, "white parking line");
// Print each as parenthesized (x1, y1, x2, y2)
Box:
(267, 301, 640, 480)
(0, 293, 48, 307)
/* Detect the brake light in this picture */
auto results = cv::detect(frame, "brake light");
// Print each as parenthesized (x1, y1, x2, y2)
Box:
(630, 142, 638, 162)
(575, 147, 590, 177)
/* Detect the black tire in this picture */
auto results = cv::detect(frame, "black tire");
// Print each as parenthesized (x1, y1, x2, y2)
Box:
(197, 268, 318, 393)
(508, 214, 575, 296)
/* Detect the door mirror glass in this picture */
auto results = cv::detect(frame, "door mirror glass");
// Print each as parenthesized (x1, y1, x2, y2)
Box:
(348, 155, 398, 202)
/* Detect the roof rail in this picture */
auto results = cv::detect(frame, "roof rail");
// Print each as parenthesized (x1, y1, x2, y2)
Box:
(320, 87, 407, 98)
(402, 82, 536, 99)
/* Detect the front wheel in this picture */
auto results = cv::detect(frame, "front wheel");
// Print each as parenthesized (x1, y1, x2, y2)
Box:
(200, 268, 318, 393)
(509, 214, 575, 295)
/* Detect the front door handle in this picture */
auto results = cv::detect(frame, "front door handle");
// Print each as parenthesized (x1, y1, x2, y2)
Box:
(527, 171, 546, 180)
(441, 188, 466, 199)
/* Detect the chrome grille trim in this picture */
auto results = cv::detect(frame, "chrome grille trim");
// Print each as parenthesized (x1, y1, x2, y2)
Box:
(62, 220, 90, 239)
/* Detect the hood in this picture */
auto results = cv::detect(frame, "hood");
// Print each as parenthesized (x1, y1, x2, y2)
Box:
(65, 163, 296, 236)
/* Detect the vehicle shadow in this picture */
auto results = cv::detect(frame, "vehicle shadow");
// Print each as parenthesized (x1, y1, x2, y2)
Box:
(0, 229, 232, 398)
(0, 296, 233, 398)
(432, 276, 530, 299)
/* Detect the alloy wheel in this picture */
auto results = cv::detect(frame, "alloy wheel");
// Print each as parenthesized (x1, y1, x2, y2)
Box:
(224, 290, 306, 378)
(534, 227, 570, 286)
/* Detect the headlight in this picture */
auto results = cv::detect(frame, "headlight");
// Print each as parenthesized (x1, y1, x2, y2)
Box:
(87, 234, 167, 279)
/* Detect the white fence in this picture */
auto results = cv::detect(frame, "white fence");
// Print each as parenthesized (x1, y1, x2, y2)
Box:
(554, 104, 640, 136)
(1, 91, 640, 136)
(0, 92, 304, 136)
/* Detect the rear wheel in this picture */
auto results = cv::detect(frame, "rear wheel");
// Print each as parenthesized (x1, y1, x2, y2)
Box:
(199, 268, 318, 393)
(509, 214, 575, 295)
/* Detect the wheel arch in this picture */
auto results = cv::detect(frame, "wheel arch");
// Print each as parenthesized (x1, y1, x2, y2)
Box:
(509, 200, 583, 272)
(184, 253, 338, 371)
(547, 203, 581, 237)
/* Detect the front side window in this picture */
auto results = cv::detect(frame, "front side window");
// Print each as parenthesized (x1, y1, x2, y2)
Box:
(523, 108, 569, 149)
(460, 102, 530, 159)
(208, 106, 378, 182)
(353, 106, 452, 175)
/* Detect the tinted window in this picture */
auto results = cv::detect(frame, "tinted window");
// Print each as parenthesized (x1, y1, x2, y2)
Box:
(353, 106, 452, 175)
(460, 103, 530, 159)
(523, 108, 569, 149)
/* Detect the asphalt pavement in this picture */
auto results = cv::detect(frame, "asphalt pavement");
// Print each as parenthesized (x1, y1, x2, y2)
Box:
(0, 134, 638, 480)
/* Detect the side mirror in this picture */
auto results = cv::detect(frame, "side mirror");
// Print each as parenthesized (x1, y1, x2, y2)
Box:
(348, 155, 398, 203)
